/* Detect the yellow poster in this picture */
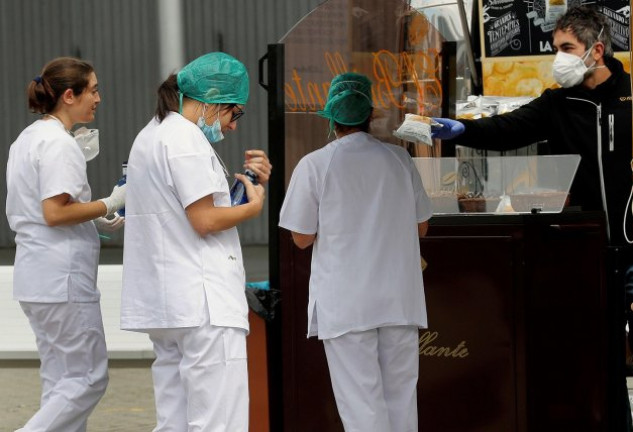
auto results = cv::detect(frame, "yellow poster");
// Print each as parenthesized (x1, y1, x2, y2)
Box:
(481, 53, 631, 97)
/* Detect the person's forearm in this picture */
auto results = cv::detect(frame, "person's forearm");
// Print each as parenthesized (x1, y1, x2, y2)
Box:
(455, 102, 548, 151)
(42, 199, 106, 227)
(456, 118, 530, 151)
(418, 221, 429, 237)
(292, 232, 316, 249)
(203, 204, 261, 232)
(187, 201, 262, 236)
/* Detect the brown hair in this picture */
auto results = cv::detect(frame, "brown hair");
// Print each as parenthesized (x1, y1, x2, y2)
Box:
(554, 6, 613, 58)
(154, 75, 234, 123)
(155, 74, 180, 122)
(27, 57, 94, 114)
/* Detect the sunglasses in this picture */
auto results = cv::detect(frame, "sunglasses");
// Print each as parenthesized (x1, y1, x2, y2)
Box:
(226, 104, 245, 122)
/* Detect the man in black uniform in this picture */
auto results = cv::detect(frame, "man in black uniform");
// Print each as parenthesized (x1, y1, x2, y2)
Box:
(433, 6, 633, 431)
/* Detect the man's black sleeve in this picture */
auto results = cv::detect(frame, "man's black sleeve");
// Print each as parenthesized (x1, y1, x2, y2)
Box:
(452, 91, 554, 151)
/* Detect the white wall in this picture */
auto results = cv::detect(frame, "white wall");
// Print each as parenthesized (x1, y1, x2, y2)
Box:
(0, 265, 154, 360)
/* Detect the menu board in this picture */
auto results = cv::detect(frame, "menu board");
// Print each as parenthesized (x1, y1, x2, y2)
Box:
(481, 0, 630, 59)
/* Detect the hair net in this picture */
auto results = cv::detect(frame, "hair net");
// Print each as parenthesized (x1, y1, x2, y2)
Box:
(177, 52, 249, 105)
(317, 72, 373, 128)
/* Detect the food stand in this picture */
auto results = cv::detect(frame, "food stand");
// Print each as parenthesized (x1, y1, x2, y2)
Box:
(260, 0, 628, 430)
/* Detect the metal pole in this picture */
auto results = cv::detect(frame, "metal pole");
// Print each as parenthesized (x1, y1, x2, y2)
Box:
(158, 0, 186, 79)
(259, 43, 285, 432)
(456, 0, 480, 88)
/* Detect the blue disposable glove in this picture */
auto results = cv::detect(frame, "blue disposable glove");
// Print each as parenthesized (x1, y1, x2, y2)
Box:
(431, 118, 466, 140)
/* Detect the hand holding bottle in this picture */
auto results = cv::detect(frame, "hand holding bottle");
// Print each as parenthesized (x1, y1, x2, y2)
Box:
(230, 169, 258, 206)
(243, 150, 272, 184)
(234, 172, 265, 212)
(116, 161, 127, 217)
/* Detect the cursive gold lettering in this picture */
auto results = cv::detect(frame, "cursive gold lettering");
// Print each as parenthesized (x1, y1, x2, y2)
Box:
(285, 49, 443, 113)
(372, 50, 402, 109)
(419, 331, 469, 358)
(306, 81, 326, 111)
(291, 69, 308, 111)
(325, 51, 348, 77)
(285, 83, 298, 112)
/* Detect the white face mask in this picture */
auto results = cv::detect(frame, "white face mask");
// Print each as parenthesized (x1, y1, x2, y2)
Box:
(552, 49, 595, 88)
(73, 127, 100, 161)
(552, 28, 605, 88)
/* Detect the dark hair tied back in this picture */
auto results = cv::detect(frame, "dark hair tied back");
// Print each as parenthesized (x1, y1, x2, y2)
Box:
(27, 57, 94, 114)
(155, 74, 180, 122)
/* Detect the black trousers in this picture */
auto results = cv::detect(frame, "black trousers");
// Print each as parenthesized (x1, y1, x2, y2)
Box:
(607, 246, 633, 431)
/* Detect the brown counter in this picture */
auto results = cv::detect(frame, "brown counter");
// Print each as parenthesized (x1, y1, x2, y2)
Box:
(274, 211, 613, 431)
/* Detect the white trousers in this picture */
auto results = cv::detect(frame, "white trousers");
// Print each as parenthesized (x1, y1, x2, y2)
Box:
(16, 301, 109, 432)
(323, 326, 419, 432)
(147, 313, 249, 432)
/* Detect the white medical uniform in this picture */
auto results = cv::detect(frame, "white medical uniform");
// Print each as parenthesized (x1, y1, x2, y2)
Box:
(121, 112, 249, 432)
(6, 119, 108, 432)
(279, 131, 432, 432)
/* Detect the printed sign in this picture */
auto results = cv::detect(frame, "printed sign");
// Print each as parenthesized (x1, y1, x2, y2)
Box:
(480, 0, 630, 58)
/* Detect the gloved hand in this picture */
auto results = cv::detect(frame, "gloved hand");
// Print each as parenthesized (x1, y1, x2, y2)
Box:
(94, 214, 125, 232)
(99, 184, 126, 217)
(431, 118, 466, 140)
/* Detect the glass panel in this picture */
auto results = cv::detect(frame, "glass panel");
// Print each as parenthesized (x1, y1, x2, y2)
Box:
(411, 0, 476, 101)
(413, 155, 581, 214)
(280, 0, 446, 187)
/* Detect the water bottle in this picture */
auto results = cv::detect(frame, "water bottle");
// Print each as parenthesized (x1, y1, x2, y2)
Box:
(116, 161, 127, 217)
(230, 169, 258, 206)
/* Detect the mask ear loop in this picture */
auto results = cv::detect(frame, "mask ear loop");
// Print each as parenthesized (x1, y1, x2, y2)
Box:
(208, 105, 230, 179)
(327, 121, 336, 140)
(583, 27, 605, 64)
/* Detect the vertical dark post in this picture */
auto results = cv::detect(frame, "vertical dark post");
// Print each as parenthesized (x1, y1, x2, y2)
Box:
(441, 41, 457, 157)
(259, 43, 285, 432)
(607, 246, 630, 431)
(440, 40, 457, 119)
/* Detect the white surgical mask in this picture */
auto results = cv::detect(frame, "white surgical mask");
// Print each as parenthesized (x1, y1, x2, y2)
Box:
(73, 127, 100, 161)
(552, 49, 594, 88)
(552, 29, 605, 88)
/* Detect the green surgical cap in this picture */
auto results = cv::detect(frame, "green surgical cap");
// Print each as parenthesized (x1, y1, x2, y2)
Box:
(317, 72, 373, 128)
(177, 52, 249, 105)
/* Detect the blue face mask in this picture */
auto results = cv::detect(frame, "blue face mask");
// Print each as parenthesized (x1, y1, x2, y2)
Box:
(197, 105, 224, 143)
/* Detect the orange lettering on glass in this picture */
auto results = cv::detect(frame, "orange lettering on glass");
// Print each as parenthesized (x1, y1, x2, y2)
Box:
(285, 50, 442, 114)
(324, 51, 348, 77)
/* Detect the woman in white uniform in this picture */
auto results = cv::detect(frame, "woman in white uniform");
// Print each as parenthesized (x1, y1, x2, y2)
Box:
(5, 57, 126, 432)
(279, 72, 432, 432)
(120, 52, 271, 431)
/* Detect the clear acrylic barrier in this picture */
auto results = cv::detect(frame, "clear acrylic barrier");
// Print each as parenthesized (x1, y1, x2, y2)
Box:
(413, 155, 581, 215)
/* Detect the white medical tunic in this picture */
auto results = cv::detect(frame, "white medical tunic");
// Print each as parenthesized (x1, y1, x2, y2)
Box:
(279, 132, 432, 339)
(6, 119, 100, 303)
(121, 113, 248, 332)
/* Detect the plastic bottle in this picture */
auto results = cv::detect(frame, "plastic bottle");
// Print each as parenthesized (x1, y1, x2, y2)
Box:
(116, 161, 127, 217)
(230, 169, 258, 206)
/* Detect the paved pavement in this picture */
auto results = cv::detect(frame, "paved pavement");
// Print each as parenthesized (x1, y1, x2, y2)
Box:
(0, 360, 155, 432)
(5, 245, 633, 431)
(0, 245, 269, 432)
